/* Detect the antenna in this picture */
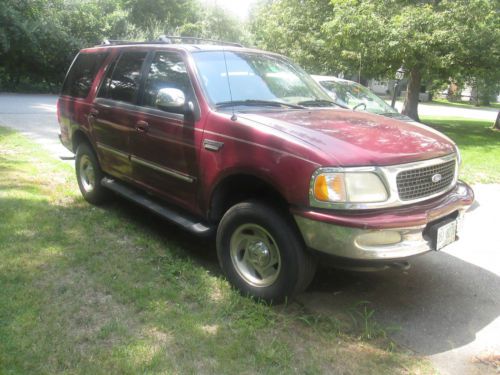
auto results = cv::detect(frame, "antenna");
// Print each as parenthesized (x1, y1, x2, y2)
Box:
(222, 47, 237, 121)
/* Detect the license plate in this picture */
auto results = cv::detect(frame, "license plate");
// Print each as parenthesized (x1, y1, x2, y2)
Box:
(435, 220, 458, 250)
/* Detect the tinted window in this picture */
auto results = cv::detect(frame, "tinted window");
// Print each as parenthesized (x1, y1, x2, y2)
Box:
(61, 52, 107, 98)
(142, 52, 193, 113)
(106, 51, 147, 104)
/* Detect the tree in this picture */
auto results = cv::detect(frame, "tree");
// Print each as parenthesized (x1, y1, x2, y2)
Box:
(324, 0, 500, 121)
(494, 111, 500, 131)
(252, 0, 499, 121)
(0, 0, 133, 90)
(0, 0, 249, 90)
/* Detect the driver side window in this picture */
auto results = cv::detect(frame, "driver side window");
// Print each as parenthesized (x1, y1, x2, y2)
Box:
(142, 52, 193, 114)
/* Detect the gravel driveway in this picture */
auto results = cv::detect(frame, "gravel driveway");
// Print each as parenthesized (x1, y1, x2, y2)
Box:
(1, 93, 499, 375)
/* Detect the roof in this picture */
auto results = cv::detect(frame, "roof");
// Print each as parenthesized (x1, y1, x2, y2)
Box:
(311, 75, 352, 84)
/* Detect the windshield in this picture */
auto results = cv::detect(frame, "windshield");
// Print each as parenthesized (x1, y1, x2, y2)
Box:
(192, 51, 333, 108)
(319, 80, 397, 115)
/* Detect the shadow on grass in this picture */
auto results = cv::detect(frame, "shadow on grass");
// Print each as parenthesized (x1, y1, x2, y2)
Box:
(109, 196, 220, 273)
(5, 187, 366, 374)
(108, 194, 500, 358)
(2, 174, 499, 373)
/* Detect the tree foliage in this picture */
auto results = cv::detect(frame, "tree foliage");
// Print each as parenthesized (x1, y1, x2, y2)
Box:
(0, 0, 129, 89)
(0, 0, 246, 91)
(179, 5, 251, 45)
(250, 0, 334, 74)
(125, 0, 199, 30)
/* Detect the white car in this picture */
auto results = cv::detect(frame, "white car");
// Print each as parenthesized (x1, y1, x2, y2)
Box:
(312, 75, 462, 162)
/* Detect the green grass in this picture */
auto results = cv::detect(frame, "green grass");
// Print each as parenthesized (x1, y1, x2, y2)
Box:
(430, 98, 500, 110)
(420, 116, 500, 184)
(0, 126, 434, 374)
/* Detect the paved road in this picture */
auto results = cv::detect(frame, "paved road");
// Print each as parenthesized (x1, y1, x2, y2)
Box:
(0, 93, 72, 159)
(1, 93, 499, 374)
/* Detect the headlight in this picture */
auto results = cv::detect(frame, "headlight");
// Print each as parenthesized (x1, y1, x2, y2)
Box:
(312, 170, 388, 204)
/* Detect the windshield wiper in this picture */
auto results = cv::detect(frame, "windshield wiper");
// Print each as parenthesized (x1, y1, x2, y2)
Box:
(379, 112, 405, 118)
(297, 99, 348, 109)
(215, 100, 305, 109)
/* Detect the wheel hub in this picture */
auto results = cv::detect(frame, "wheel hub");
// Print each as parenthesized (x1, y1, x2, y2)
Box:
(229, 223, 282, 288)
(247, 241, 271, 268)
(79, 155, 95, 193)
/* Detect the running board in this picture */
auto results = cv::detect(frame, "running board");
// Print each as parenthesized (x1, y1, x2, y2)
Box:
(101, 177, 214, 236)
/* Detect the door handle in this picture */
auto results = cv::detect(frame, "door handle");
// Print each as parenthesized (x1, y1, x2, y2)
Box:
(89, 108, 99, 117)
(135, 120, 150, 133)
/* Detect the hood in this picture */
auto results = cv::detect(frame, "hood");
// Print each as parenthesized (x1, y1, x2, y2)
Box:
(238, 109, 455, 166)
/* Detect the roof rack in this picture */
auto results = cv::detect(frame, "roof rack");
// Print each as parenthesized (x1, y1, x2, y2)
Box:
(100, 36, 243, 48)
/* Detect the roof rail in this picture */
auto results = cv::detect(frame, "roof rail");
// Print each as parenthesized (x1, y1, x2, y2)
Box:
(100, 39, 138, 45)
(99, 36, 243, 48)
(157, 35, 243, 47)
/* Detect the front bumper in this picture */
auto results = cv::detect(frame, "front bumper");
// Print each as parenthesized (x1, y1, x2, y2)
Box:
(293, 181, 474, 261)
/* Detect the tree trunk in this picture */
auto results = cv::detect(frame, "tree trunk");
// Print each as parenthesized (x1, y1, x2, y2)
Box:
(494, 111, 500, 131)
(402, 67, 421, 121)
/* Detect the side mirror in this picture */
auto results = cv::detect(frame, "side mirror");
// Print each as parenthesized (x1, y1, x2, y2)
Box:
(155, 88, 186, 110)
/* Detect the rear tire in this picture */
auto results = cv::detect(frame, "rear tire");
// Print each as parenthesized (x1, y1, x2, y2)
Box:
(75, 142, 109, 205)
(216, 200, 316, 303)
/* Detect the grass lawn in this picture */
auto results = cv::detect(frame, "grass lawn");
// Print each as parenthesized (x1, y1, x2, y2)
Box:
(0, 126, 434, 374)
(430, 98, 500, 110)
(420, 116, 500, 184)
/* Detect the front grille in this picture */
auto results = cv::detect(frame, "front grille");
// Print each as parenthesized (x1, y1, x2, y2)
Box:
(397, 160, 456, 201)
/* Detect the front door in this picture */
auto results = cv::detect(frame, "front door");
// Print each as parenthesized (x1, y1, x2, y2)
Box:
(131, 50, 202, 213)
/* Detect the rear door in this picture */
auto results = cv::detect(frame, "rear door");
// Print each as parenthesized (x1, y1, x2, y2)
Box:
(131, 50, 201, 212)
(58, 51, 108, 151)
(91, 50, 149, 181)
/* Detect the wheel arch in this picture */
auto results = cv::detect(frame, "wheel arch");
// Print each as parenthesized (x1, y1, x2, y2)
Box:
(208, 172, 291, 225)
(72, 129, 93, 153)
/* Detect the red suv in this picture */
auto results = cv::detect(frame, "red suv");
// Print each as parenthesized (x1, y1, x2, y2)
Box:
(58, 37, 474, 302)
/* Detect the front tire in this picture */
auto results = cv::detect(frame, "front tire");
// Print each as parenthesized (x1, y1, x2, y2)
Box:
(75, 142, 108, 205)
(216, 201, 316, 303)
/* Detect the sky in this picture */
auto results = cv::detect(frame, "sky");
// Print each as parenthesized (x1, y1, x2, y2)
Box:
(201, 0, 257, 20)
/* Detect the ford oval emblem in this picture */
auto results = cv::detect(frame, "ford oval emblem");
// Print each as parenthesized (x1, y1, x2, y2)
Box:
(432, 173, 442, 183)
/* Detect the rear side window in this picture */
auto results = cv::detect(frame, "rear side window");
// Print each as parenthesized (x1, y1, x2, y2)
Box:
(103, 51, 147, 104)
(61, 52, 107, 98)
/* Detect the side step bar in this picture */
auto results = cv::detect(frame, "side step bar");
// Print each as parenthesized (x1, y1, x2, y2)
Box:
(101, 177, 214, 236)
